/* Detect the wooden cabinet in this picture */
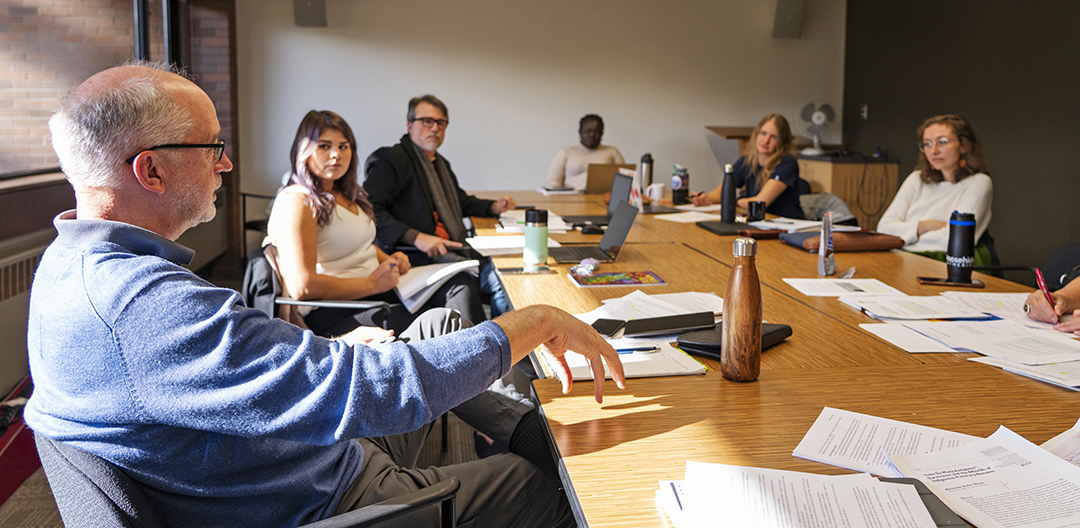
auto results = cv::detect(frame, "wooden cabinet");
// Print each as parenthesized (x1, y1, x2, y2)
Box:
(797, 156, 899, 230)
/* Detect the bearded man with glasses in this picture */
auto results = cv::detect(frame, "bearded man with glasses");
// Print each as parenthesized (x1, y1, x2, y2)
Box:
(364, 94, 517, 317)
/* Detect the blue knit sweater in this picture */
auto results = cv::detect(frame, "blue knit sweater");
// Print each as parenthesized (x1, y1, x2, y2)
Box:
(25, 211, 511, 527)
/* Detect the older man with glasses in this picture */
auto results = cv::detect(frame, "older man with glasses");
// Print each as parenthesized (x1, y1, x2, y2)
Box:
(364, 94, 517, 317)
(26, 64, 623, 528)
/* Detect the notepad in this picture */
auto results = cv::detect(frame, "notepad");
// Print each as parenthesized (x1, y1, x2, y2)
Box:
(539, 340, 704, 381)
(567, 270, 665, 288)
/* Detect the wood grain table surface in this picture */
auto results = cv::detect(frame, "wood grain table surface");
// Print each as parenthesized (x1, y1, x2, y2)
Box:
(468, 191, 1059, 527)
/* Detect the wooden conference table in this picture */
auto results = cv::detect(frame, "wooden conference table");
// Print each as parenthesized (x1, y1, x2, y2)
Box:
(472, 191, 1080, 528)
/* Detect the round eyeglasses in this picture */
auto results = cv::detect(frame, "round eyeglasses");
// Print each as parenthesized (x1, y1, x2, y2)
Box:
(918, 137, 957, 152)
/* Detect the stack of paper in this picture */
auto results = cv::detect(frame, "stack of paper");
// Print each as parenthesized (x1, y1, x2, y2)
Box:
(539, 338, 704, 381)
(749, 217, 861, 233)
(792, 407, 980, 477)
(889, 426, 1080, 528)
(653, 211, 721, 223)
(579, 290, 723, 325)
(464, 235, 561, 256)
(658, 461, 938, 527)
(536, 187, 580, 196)
(495, 210, 571, 233)
(840, 295, 991, 320)
(783, 278, 904, 297)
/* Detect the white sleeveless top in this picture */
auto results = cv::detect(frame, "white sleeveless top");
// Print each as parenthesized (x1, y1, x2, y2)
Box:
(268, 186, 379, 280)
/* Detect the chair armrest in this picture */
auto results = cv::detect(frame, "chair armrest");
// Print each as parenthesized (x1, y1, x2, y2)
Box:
(299, 476, 459, 528)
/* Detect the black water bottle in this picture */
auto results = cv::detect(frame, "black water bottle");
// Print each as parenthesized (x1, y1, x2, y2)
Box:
(720, 164, 737, 223)
(946, 211, 975, 284)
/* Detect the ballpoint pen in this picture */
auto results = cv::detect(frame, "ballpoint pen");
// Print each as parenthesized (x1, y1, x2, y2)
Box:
(1035, 268, 1056, 309)
(616, 346, 659, 354)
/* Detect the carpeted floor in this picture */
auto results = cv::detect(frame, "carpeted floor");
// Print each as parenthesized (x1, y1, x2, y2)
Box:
(0, 414, 478, 526)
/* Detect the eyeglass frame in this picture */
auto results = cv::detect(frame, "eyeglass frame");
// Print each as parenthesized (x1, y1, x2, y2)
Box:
(125, 139, 226, 165)
(409, 117, 449, 130)
(917, 136, 960, 152)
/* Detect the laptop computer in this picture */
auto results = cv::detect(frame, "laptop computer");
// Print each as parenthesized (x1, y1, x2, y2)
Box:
(584, 163, 636, 194)
(562, 173, 633, 227)
(549, 201, 638, 263)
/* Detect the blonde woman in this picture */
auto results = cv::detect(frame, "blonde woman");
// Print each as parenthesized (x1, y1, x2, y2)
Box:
(690, 113, 804, 218)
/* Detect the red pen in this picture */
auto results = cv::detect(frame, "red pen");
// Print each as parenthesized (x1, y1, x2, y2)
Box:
(1035, 268, 1056, 309)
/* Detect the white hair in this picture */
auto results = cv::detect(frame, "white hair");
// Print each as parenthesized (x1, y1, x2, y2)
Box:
(49, 62, 196, 189)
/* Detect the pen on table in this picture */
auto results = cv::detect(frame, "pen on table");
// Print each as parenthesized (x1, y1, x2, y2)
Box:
(617, 346, 659, 354)
(1035, 268, 1056, 308)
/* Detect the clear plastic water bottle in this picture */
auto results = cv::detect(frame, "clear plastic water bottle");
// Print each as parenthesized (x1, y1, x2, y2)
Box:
(672, 164, 690, 205)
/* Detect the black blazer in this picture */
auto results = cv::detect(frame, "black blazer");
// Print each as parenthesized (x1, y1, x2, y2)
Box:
(363, 134, 495, 254)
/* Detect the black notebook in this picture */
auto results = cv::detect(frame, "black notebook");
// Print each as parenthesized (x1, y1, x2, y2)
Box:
(675, 323, 793, 360)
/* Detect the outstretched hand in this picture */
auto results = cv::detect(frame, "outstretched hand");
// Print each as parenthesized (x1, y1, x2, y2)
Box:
(495, 305, 626, 403)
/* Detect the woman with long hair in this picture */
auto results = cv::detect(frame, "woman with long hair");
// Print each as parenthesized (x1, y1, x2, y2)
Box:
(266, 110, 484, 336)
(877, 114, 993, 260)
(690, 113, 805, 218)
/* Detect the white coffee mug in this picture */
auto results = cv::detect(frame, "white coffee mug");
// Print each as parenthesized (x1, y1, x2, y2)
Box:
(646, 183, 665, 202)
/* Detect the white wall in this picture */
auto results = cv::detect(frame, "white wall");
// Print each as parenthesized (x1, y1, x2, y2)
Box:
(237, 0, 846, 195)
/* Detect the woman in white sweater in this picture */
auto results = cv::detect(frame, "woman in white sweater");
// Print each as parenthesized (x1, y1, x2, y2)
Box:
(545, 114, 624, 190)
(877, 115, 993, 262)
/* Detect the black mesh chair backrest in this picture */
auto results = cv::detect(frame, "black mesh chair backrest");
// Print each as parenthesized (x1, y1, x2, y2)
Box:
(34, 433, 165, 528)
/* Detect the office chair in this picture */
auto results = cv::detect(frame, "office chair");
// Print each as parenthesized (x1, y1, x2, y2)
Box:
(242, 245, 391, 330)
(973, 242, 1080, 290)
(240, 192, 277, 257)
(242, 245, 450, 451)
(34, 433, 460, 528)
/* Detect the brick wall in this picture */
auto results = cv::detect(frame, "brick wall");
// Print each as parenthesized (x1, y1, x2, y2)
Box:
(0, 0, 169, 174)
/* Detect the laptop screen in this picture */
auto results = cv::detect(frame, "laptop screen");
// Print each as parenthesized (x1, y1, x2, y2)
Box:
(606, 173, 634, 216)
(599, 200, 639, 259)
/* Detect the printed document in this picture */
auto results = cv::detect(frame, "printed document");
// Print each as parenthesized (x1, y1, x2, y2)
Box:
(783, 278, 904, 297)
(889, 426, 1080, 528)
(793, 407, 979, 477)
(464, 235, 561, 256)
(540, 339, 704, 381)
(859, 323, 956, 353)
(941, 291, 1071, 331)
(1041, 417, 1080, 467)
(904, 320, 1080, 365)
(395, 260, 478, 313)
(840, 295, 991, 320)
(970, 356, 1080, 390)
(681, 461, 936, 528)
(653, 211, 721, 223)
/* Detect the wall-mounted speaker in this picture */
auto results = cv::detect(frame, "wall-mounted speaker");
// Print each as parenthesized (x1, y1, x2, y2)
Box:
(294, 0, 327, 28)
(772, 0, 805, 39)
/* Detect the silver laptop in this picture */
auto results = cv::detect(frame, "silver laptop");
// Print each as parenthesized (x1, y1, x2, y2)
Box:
(562, 173, 633, 227)
(549, 201, 638, 263)
(584, 163, 636, 194)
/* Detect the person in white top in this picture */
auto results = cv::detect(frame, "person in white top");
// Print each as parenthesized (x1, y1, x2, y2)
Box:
(877, 114, 993, 259)
(545, 114, 624, 191)
(267, 110, 484, 336)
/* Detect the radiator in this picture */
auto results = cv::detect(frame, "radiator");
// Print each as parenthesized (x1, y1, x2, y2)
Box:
(0, 231, 52, 397)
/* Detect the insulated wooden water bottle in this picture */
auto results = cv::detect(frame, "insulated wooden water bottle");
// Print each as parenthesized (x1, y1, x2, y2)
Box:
(721, 237, 762, 382)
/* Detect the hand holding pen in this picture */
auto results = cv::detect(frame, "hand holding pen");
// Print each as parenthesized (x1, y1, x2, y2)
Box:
(1025, 268, 1066, 323)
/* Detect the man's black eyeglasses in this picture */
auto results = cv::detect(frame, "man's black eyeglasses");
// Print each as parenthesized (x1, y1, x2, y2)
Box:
(409, 117, 449, 130)
(126, 139, 226, 164)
